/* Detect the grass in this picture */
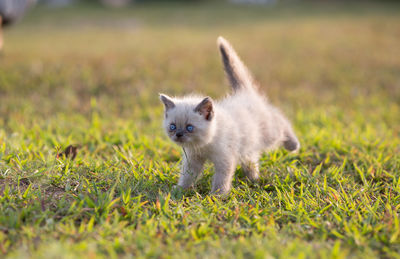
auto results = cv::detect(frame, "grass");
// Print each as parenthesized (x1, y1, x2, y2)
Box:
(0, 1, 400, 258)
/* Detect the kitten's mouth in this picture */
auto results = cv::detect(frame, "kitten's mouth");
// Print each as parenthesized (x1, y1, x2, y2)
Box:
(172, 136, 188, 144)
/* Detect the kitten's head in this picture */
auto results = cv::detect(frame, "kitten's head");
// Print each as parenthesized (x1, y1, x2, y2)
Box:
(160, 94, 216, 147)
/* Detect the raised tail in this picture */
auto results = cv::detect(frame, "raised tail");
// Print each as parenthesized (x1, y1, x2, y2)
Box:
(217, 36, 255, 92)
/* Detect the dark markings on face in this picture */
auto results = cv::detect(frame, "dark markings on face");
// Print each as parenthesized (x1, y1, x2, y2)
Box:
(167, 121, 196, 143)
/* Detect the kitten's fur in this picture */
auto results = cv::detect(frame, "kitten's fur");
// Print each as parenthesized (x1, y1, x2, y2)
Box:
(160, 37, 300, 194)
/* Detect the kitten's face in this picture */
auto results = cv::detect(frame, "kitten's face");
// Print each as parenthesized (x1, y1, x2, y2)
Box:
(160, 94, 215, 147)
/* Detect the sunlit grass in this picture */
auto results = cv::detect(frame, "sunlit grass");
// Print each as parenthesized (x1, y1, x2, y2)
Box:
(0, 1, 399, 258)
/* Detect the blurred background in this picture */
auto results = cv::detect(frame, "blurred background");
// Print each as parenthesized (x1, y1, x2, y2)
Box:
(0, 0, 399, 146)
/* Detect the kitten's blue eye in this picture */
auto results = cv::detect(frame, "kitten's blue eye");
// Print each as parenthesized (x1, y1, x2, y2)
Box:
(186, 125, 194, 132)
(169, 124, 176, 131)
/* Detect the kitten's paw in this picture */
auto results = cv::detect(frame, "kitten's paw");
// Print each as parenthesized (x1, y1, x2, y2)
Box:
(211, 190, 230, 198)
(246, 173, 260, 182)
(211, 185, 231, 196)
(242, 163, 260, 182)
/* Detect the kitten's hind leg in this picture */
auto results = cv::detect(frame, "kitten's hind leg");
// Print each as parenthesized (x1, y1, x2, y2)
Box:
(283, 128, 300, 152)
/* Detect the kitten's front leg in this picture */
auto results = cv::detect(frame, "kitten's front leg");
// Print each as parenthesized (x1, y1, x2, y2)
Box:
(211, 157, 236, 195)
(177, 153, 205, 189)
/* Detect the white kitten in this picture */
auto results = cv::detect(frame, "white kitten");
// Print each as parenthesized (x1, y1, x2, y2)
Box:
(160, 37, 300, 194)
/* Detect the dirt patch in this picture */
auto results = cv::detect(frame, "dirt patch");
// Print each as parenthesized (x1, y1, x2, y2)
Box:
(0, 178, 73, 210)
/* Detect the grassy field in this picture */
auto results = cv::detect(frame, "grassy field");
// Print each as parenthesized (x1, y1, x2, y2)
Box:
(1, 1, 400, 258)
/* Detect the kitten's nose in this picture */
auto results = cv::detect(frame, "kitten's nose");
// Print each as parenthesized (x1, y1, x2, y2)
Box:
(176, 131, 184, 138)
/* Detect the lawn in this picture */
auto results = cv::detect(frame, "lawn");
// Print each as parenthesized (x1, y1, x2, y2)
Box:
(0, 1, 399, 258)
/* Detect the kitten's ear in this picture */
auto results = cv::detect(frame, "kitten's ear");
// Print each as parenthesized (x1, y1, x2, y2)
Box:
(194, 97, 214, 121)
(159, 94, 175, 110)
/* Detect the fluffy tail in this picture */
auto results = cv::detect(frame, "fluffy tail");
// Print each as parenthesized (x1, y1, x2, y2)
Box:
(217, 36, 254, 91)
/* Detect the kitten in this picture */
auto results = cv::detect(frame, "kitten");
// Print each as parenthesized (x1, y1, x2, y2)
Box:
(160, 36, 300, 194)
